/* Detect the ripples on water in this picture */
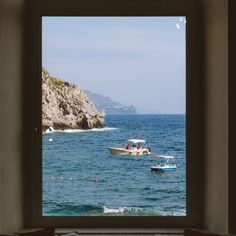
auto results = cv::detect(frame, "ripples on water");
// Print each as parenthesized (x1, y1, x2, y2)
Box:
(43, 114, 186, 216)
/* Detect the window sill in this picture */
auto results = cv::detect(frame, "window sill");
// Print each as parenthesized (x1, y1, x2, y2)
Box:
(16, 228, 184, 235)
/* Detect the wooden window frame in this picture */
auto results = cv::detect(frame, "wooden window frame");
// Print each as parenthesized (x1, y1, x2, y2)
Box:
(25, 0, 202, 229)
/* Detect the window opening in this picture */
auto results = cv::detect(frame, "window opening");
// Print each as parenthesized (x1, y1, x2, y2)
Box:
(42, 16, 186, 216)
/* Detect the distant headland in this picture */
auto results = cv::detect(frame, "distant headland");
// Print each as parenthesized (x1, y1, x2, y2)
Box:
(84, 90, 137, 115)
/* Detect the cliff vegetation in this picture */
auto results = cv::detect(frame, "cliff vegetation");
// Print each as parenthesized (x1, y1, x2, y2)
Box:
(42, 68, 104, 132)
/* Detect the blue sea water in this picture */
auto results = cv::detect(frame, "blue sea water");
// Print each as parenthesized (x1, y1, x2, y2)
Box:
(43, 114, 186, 216)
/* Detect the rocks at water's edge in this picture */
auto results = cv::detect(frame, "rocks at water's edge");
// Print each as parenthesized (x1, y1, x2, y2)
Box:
(42, 68, 105, 132)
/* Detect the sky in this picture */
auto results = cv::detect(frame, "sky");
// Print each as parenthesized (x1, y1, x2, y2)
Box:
(42, 17, 186, 114)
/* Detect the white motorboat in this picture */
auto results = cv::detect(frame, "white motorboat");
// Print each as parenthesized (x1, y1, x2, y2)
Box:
(151, 155, 177, 171)
(108, 139, 151, 156)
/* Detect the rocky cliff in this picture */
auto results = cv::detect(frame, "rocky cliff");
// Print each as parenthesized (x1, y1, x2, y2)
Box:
(42, 68, 104, 132)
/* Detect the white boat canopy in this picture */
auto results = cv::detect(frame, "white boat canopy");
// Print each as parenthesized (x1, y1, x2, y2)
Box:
(127, 139, 146, 143)
(155, 155, 175, 159)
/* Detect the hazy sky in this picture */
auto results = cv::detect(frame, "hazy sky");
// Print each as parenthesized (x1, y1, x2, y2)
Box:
(42, 17, 186, 114)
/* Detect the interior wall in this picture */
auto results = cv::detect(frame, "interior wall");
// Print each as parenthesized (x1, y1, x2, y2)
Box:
(0, 0, 26, 233)
(228, 0, 236, 234)
(200, 0, 229, 234)
(0, 0, 233, 233)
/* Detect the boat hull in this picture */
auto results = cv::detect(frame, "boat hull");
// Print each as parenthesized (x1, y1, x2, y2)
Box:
(108, 147, 151, 156)
(108, 148, 130, 155)
(151, 164, 177, 171)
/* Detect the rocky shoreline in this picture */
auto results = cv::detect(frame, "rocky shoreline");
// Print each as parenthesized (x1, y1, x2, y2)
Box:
(42, 68, 105, 132)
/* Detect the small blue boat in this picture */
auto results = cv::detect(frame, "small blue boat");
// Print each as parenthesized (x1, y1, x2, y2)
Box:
(151, 155, 177, 172)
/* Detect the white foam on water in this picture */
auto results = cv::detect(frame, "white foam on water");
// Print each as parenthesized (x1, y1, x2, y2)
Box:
(91, 127, 118, 132)
(63, 127, 118, 133)
(103, 206, 140, 214)
(43, 127, 118, 134)
(103, 207, 123, 214)
(158, 209, 186, 216)
(62, 129, 86, 133)
(103, 206, 186, 216)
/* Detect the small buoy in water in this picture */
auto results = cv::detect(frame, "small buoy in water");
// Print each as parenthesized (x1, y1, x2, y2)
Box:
(94, 176, 99, 183)
(49, 138, 53, 142)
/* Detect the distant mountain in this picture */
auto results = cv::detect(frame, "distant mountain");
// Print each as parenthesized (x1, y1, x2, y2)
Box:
(84, 90, 137, 114)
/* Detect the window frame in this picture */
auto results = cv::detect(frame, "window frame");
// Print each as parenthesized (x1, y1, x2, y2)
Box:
(26, 0, 201, 228)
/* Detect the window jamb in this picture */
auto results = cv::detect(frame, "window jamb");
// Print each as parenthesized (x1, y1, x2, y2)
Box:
(26, 0, 201, 228)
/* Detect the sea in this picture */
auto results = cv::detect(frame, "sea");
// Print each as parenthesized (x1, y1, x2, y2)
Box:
(42, 114, 186, 216)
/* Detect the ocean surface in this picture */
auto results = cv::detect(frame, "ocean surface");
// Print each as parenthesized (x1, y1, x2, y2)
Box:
(43, 114, 186, 216)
